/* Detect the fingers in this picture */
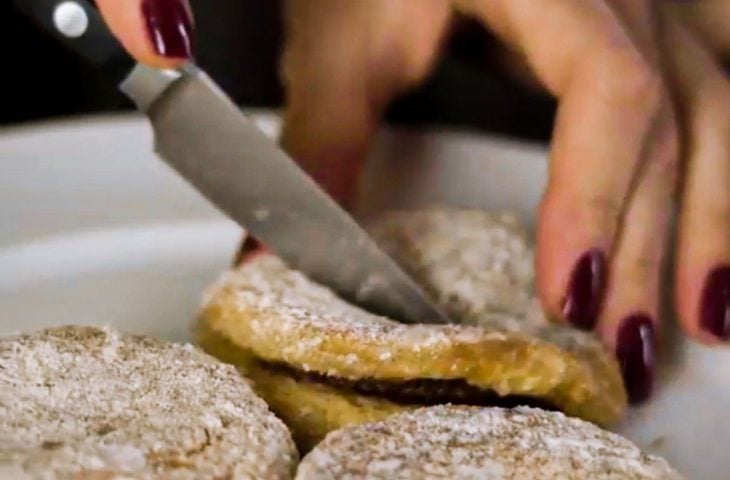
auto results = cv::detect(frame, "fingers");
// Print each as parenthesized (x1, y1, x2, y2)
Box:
(667, 0, 730, 55)
(596, 104, 677, 403)
(590, 1, 678, 404)
(539, 8, 664, 337)
(661, 13, 730, 344)
(457, 0, 663, 327)
(457, 0, 680, 403)
(281, 0, 451, 208)
(96, 0, 194, 69)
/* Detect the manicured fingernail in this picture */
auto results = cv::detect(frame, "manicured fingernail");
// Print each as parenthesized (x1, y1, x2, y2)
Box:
(562, 249, 607, 329)
(234, 236, 268, 265)
(141, 0, 194, 59)
(699, 265, 730, 340)
(616, 313, 655, 404)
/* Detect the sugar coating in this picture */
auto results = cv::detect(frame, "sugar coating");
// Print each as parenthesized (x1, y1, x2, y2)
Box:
(295, 406, 683, 480)
(203, 208, 602, 369)
(209, 254, 482, 356)
(199, 208, 626, 427)
(368, 209, 535, 325)
(370, 209, 580, 338)
(0, 326, 297, 479)
(370, 208, 612, 363)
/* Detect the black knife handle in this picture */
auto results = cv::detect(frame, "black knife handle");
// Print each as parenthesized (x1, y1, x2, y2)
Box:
(11, 0, 135, 85)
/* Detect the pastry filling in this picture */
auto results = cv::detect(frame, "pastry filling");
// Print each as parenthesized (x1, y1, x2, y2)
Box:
(261, 361, 558, 411)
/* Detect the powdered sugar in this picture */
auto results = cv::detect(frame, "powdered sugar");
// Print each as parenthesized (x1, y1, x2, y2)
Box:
(202, 208, 601, 367)
(0, 326, 297, 479)
(206, 257, 475, 362)
(295, 406, 683, 479)
(368, 209, 534, 323)
(199, 208, 626, 429)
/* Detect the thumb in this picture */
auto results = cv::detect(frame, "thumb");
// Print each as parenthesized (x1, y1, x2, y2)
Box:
(96, 0, 194, 69)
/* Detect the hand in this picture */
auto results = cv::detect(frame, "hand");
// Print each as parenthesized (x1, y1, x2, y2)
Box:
(96, 0, 194, 69)
(98, 0, 730, 405)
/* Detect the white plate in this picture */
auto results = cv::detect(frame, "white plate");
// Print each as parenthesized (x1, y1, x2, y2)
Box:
(1, 113, 727, 478)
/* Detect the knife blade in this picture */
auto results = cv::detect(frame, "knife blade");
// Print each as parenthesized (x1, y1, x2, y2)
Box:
(14, 0, 450, 324)
(124, 63, 450, 324)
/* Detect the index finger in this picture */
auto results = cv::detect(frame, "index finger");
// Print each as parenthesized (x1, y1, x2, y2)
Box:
(96, 0, 194, 69)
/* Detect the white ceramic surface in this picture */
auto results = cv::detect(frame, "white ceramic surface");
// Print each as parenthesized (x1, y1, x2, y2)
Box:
(1, 113, 727, 479)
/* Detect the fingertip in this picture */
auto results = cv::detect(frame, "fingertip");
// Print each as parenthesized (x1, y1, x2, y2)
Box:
(535, 195, 573, 322)
(536, 192, 608, 330)
(682, 326, 725, 347)
(96, 0, 194, 69)
(594, 305, 657, 405)
(675, 266, 706, 344)
(535, 199, 562, 318)
(697, 265, 730, 340)
(612, 313, 656, 405)
(677, 263, 730, 345)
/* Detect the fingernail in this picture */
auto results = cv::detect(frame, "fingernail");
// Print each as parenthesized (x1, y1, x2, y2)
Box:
(141, 0, 194, 59)
(562, 249, 607, 329)
(699, 265, 730, 340)
(616, 313, 655, 404)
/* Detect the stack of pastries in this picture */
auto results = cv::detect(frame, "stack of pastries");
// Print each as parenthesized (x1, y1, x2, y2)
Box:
(0, 207, 682, 479)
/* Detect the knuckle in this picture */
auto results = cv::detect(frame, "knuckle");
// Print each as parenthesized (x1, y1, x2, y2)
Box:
(589, 48, 664, 111)
(585, 193, 624, 231)
(649, 112, 681, 176)
(629, 245, 661, 278)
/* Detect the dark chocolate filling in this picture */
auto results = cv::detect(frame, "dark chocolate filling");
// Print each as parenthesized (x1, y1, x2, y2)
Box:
(261, 361, 558, 411)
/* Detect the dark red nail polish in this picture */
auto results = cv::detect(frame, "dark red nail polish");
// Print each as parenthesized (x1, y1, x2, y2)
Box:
(562, 249, 607, 329)
(616, 314, 655, 404)
(141, 0, 194, 59)
(234, 236, 267, 265)
(699, 266, 730, 340)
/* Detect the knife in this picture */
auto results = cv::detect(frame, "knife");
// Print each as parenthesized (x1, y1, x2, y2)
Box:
(14, 0, 450, 324)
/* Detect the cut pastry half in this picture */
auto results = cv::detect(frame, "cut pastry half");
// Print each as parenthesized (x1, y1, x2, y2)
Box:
(197, 208, 627, 451)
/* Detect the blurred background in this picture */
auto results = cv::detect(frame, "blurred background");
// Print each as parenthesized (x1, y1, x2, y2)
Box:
(0, 0, 556, 141)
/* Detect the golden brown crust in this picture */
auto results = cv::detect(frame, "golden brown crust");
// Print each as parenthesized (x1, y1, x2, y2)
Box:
(295, 406, 682, 479)
(197, 208, 627, 450)
(196, 323, 407, 452)
(0, 326, 298, 479)
(199, 255, 624, 425)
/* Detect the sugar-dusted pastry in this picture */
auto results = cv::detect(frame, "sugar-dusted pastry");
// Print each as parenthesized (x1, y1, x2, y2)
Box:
(0, 326, 297, 479)
(295, 406, 682, 480)
(197, 208, 626, 451)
